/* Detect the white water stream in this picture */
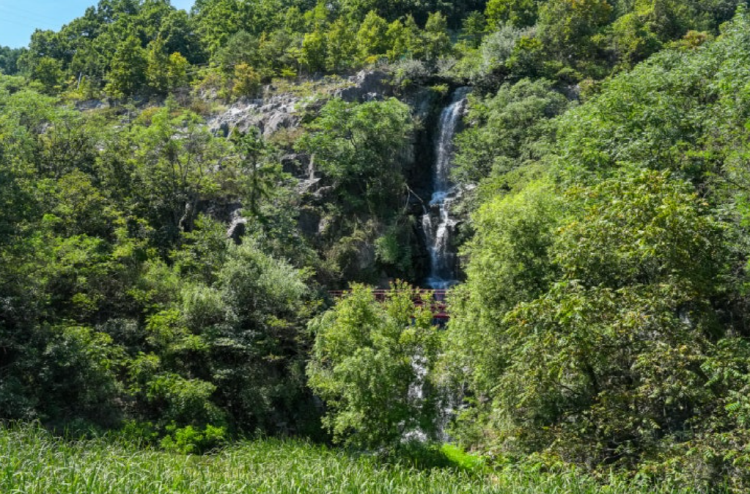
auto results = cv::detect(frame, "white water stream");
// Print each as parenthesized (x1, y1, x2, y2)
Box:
(422, 88, 470, 290)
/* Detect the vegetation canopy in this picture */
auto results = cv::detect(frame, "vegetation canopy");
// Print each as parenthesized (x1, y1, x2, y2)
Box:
(4, 0, 750, 491)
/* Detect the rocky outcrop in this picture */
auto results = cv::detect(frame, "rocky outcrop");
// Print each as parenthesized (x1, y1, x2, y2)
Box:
(208, 94, 302, 138)
(334, 70, 393, 102)
(208, 70, 400, 139)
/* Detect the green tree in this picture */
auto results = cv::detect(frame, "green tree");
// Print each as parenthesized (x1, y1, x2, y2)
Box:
(446, 170, 732, 469)
(485, 0, 540, 28)
(386, 18, 409, 61)
(30, 57, 65, 95)
(300, 29, 328, 73)
(166, 52, 190, 91)
(158, 9, 206, 64)
(146, 37, 171, 94)
(0, 46, 24, 75)
(105, 35, 147, 99)
(193, 0, 249, 56)
(453, 79, 569, 186)
(609, 12, 663, 67)
(127, 101, 231, 243)
(308, 283, 441, 448)
(460, 11, 488, 48)
(232, 63, 261, 98)
(326, 17, 358, 72)
(175, 239, 315, 433)
(357, 11, 390, 63)
(217, 30, 261, 74)
(538, 0, 612, 69)
(443, 181, 564, 407)
(296, 98, 414, 216)
(496, 171, 726, 465)
(422, 12, 452, 62)
(231, 127, 284, 218)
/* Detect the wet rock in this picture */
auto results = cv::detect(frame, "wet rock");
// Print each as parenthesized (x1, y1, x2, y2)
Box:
(227, 207, 248, 243)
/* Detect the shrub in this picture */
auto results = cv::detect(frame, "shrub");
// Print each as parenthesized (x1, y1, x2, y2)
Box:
(160, 424, 227, 454)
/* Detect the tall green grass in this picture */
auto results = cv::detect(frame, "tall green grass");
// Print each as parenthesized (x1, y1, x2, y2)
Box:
(0, 425, 688, 494)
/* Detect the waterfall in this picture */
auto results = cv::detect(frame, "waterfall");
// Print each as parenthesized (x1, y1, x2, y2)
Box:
(422, 88, 470, 290)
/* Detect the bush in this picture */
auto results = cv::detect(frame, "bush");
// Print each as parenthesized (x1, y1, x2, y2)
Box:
(160, 424, 227, 454)
(232, 63, 262, 99)
(391, 59, 431, 89)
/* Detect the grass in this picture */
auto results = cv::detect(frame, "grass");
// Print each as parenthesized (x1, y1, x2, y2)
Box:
(0, 425, 692, 494)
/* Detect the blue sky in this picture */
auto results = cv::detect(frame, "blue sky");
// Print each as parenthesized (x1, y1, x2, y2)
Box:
(0, 0, 195, 48)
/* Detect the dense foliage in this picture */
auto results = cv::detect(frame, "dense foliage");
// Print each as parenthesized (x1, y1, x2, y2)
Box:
(7, 0, 750, 491)
(3, 423, 695, 494)
(444, 8, 750, 491)
(307, 284, 441, 448)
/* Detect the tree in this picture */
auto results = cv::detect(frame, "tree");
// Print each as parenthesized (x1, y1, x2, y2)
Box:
(0, 46, 23, 75)
(105, 35, 147, 99)
(609, 12, 663, 67)
(538, 0, 612, 65)
(30, 57, 65, 95)
(443, 181, 564, 407)
(453, 78, 569, 186)
(492, 171, 727, 467)
(357, 10, 390, 63)
(386, 18, 409, 61)
(326, 17, 358, 72)
(402, 14, 425, 59)
(422, 12, 452, 62)
(166, 52, 190, 91)
(485, 0, 540, 28)
(258, 29, 303, 77)
(296, 98, 414, 216)
(217, 30, 261, 74)
(307, 283, 441, 448)
(300, 29, 328, 73)
(158, 9, 206, 64)
(194, 0, 249, 56)
(231, 127, 284, 218)
(127, 101, 231, 241)
(460, 11, 488, 48)
(232, 63, 261, 98)
(146, 37, 171, 94)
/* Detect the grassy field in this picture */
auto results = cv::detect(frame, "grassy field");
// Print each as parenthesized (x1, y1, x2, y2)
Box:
(0, 425, 692, 494)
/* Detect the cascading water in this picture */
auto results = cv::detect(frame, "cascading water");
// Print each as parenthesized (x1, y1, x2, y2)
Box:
(422, 87, 470, 290)
(400, 88, 471, 444)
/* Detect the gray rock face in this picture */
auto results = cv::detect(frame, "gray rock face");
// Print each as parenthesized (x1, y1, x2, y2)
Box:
(334, 70, 393, 102)
(76, 99, 109, 111)
(281, 153, 313, 179)
(208, 94, 302, 138)
(208, 70, 396, 140)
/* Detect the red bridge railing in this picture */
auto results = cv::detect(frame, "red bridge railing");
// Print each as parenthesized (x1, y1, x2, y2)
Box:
(328, 289, 450, 320)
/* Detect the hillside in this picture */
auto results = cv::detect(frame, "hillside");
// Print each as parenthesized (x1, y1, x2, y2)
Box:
(3, 0, 750, 491)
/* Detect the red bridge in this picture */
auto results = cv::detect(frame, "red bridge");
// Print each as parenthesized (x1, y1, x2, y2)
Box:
(328, 289, 450, 320)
